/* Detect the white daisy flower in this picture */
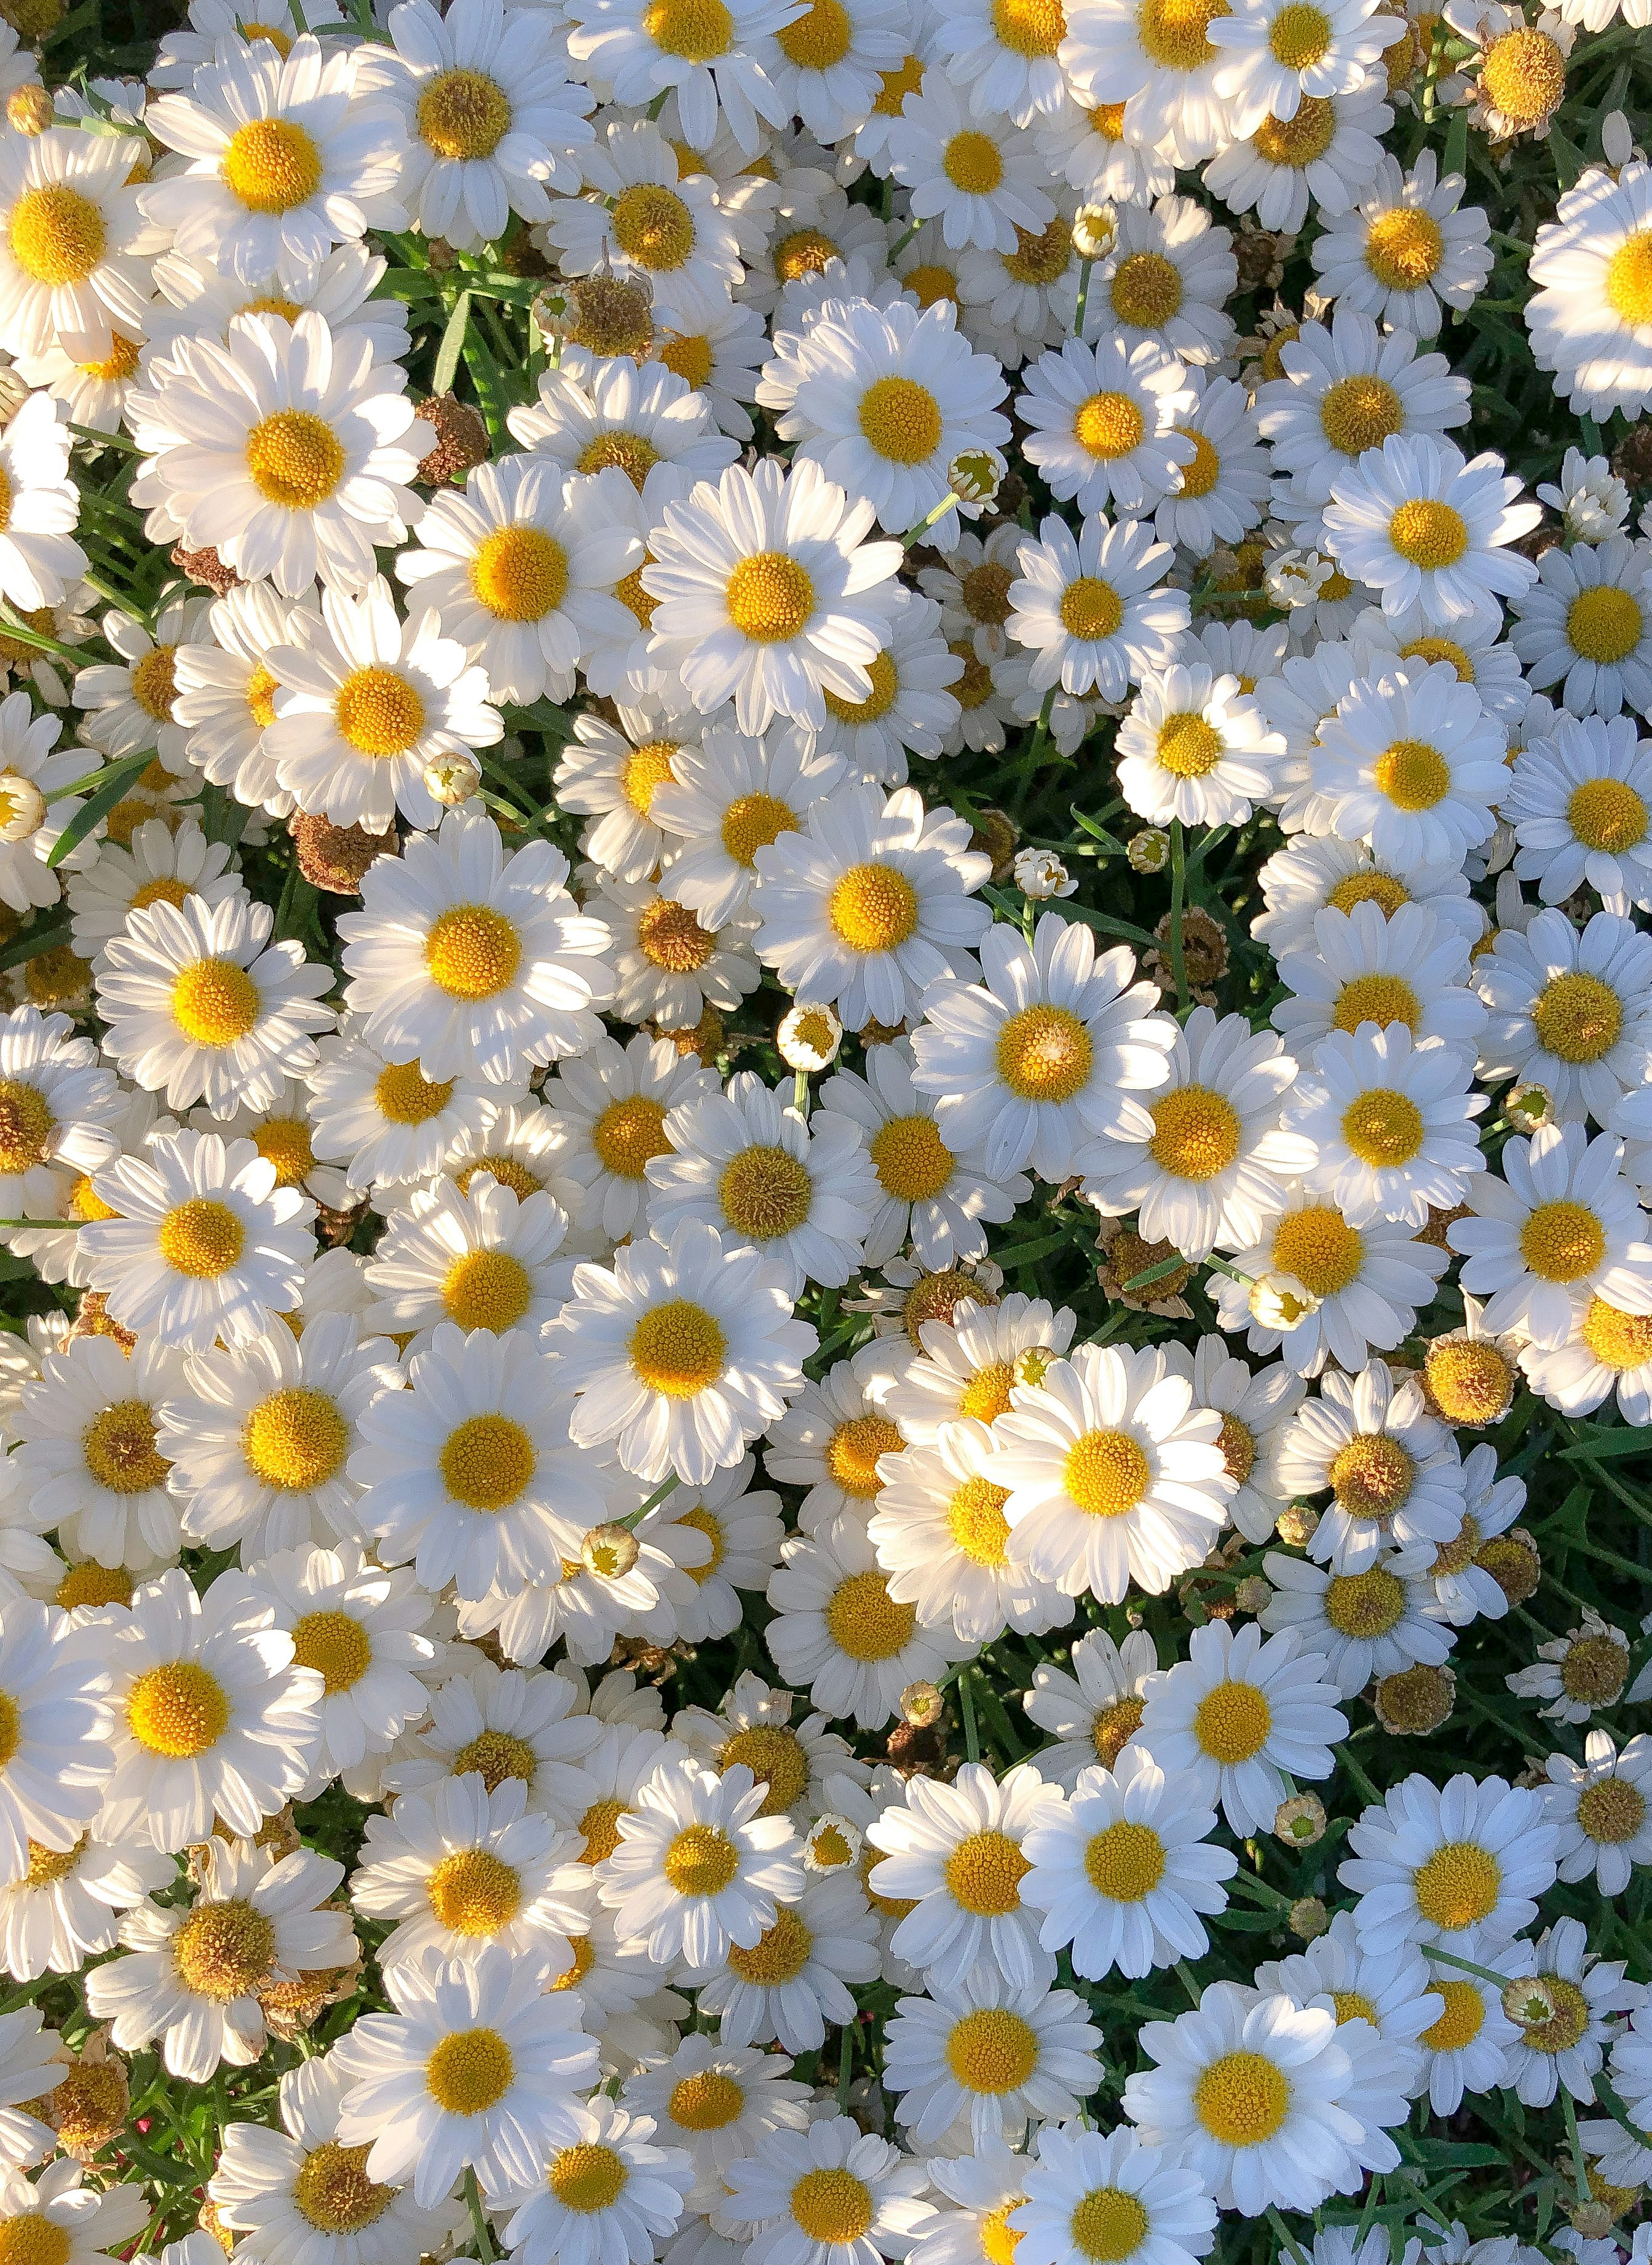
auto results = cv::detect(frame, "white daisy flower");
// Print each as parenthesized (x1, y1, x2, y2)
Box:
(545, 125, 741, 325)
(172, 582, 320, 819)
(0, 395, 87, 622)
(1152, 371, 1271, 558)
(1256, 308, 1472, 510)
(385, 1654, 604, 1816)
(686, 1868, 880, 2052)
(1021, 1742, 1237, 1979)
(807, 587, 964, 786)
(1283, 1023, 1485, 1228)
(719, 2113, 934, 2265)
(919, 520, 1028, 664)
(883, 1967, 1103, 2148)
(361, 1170, 569, 1348)
(620, 2036, 810, 2215)
(1251, 831, 1480, 963)
(1323, 434, 1540, 630)
(765, 1513, 965, 1730)
(1006, 512, 1189, 700)
(1172, 1334, 1306, 1544)
(0, 1600, 113, 1891)
(638, 1466, 789, 1648)
(1508, 533, 1652, 720)
(351, 1772, 583, 1975)
(1059, 0, 1235, 163)
(553, 707, 702, 886)
(1521, 1285, 1652, 1424)
(984, 1339, 1231, 1602)
(1309, 148, 1493, 337)
(126, 313, 422, 598)
(564, 0, 800, 156)
(1527, 157, 1652, 421)
(1338, 1767, 1557, 1956)
(1015, 334, 1195, 518)
(868, 1416, 1072, 1644)
(885, 80, 1054, 254)
(0, 1004, 121, 1248)
(1210, 1185, 1449, 1375)
(1010, 2123, 1219, 2265)
(1506, 1606, 1631, 1726)
(1085, 196, 1238, 362)
(0, 2006, 69, 2168)
(1208, 0, 1399, 130)
(541, 1033, 716, 1245)
(1271, 899, 1488, 1057)
(650, 723, 842, 930)
(87, 1835, 352, 2082)
(866, 1760, 1064, 1993)
(496, 2094, 693, 2265)
(0, 1829, 171, 1985)
(1500, 1916, 1641, 2109)
(1422, 1438, 1525, 1624)
(1504, 711, 1652, 913)
(878, 1290, 1075, 1444)
(1033, 87, 1178, 206)
(598, 1753, 802, 1969)
(670, 1668, 864, 1825)
(1136, 1619, 1346, 1836)
(762, 1342, 911, 1542)
(1476, 905, 1652, 1127)
(65, 817, 240, 974)
(338, 801, 615, 1085)
(143, 240, 409, 368)
(1261, 1541, 1453, 1696)
(1115, 664, 1281, 828)
(0, 2160, 147, 2265)
(1407, 1926, 1520, 2115)
(305, 1030, 516, 1204)
(1545, 1728, 1652, 1897)
(252, 1541, 440, 1782)
(1208, 85, 1392, 234)
(507, 360, 738, 499)
(73, 597, 215, 772)
(1276, 1355, 1468, 1571)
(585, 871, 762, 1036)
(12, 1333, 186, 1573)
(0, 125, 162, 363)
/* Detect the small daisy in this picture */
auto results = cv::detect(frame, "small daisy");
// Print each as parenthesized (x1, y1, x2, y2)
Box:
(1010, 2124, 1219, 2265)
(542, 1033, 716, 1244)
(865, 1760, 1064, 1993)
(1212, 1186, 1451, 1376)
(0, 125, 162, 363)
(1310, 148, 1493, 337)
(1509, 534, 1652, 720)
(12, 1333, 186, 1574)
(766, 1513, 965, 1731)
(639, 1465, 789, 1648)
(496, 2095, 693, 2265)
(1178, 1336, 1306, 1544)
(1006, 512, 1190, 700)
(868, 1417, 1072, 1645)
(1500, 1916, 1641, 2109)
(1522, 1287, 1652, 1424)
(808, 587, 963, 786)
(1410, 1928, 1520, 2115)
(563, 0, 799, 156)
(620, 2035, 810, 2214)
(1476, 906, 1652, 1127)
(1059, 0, 1236, 164)
(351, 1772, 583, 1975)
(879, 1290, 1075, 1443)
(0, 395, 87, 622)
(172, 582, 320, 818)
(1508, 1607, 1631, 1725)
(670, 1669, 864, 1826)
(985, 1339, 1231, 1602)
(305, 1031, 515, 1204)
(73, 597, 215, 772)
(0, 1831, 171, 1985)
(1016, 334, 1195, 518)
(1262, 1542, 1453, 1697)
(598, 1754, 802, 1969)
(759, 0, 910, 138)
(721, 2115, 933, 2265)
(1323, 433, 1541, 630)
(554, 707, 700, 887)
(686, 1868, 881, 2053)
(885, 80, 1054, 254)
(883, 1968, 1104, 2148)
(1504, 712, 1652, 913)
(1546, 1728, 1652, 1897)
(1209, 0, 1399, 132)
(361, 1170, 569, 1348)
(0, 2162, 148, 2265)
(1136, 1619, 1346, 1836)
(1271, 899, 1488, 1057)
(1527, 157, 1652, 421)
(65, 817, 240, 974)
(1284, 1023, 1485, 1228)
(1278, 1355, 1469, 1573)
(1088, 196, 1239, 362)
(1115, 664, 1281, 828)
(507, 360, 738, 498)
(1152, 372, 1272, 558)
(385, 1654, 604, 1815)
(1447, 1120, 1652, 1350)
(1339, 1767, 1557, 1956)
(650, 724, 842, 932)
(252, 1542, 440, 1781)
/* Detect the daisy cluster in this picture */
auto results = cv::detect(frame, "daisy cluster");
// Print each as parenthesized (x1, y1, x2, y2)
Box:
(0, 1, 1648, 2264)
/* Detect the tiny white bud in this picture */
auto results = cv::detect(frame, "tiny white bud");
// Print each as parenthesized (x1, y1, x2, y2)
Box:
(424, 752, 482, 807)
(1013, 847, 1076, 900)
(1248, 1271, 1320, 1332)
(778, 1001, 844, 1071)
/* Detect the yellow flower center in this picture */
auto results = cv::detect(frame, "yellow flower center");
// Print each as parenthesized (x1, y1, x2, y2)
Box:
(8, 183, 105, 285)
(0, 1079, 50, 1176)
(1094, 1695, 1146, 1764)
(1002, 216, 1071, 284)
(1064, 1427, 1151, 1517)
(243, 1387, 349, 1491)
(772, 224, 840, 283)
(591, 1093, 671, 1179)
(578, 1797, 627, 1863)
(425, 2026, 514, 2114)
(81, 1400, 168, 1494)
(1059, 576, 1125, 641)
(1425, 1341, 1513, 1425)
(243, 664, 282, 730)
(945, 1827, 1030, 1916)
(439, 1413, 536, 1511)
(669, 2068, 745, 2128)
(1520, 1197, 1606, 1283)
(374, 1060, 454, 1125)
(1073, 391, 1145, 461)
(1253, 92, 1337, 164)
(1137, 0, 1230, 66)
(716, 790, 796, 868)
(130, 643, 178, 723)
(638, 894, 717, 972)
(1480, 25, 1563, 121)
(791, 2171, 873, 2245)
(1568, 775, 1648, 852)
(777, 0, 854, 63)
(1421, 1978, 1484, 2051)
(946, 2007, 1039, 2093)
(959, 1360, 1016, 1424)
(1268, 0, 1330, 61)
(719, 1142, 813, 1241)
(1271, 1205, 1363, 1296)
(662, 1822, 740, 1897)
(616, 739, 677, 819)
(858, 376, 942, 464)
(868, 1113, 954, 1203)
(729, 1902, 813, 1981)
(549, 2143, 628, 2213)
(172, 1898, 276, 2001)
(995, 1002, 1094, 1101)
(628, 1298, 727, 1396)
(1149, 1084, 1243, 1180)
(172, 956, 261, 1046)
(1341, 1086, 1425, 1166)
(427, 1847, 522, 1935)
(250, 1116, 312, 1189)
(1565, 582, 1642, 664)
(943, 129, 1005, 192)
(1156, 712, 1224, 777)
(826, 1412, 903, 1498)
(454, 1728, 538, 1793)
(992, 0, 1065, 49)
(1332, 972, 1420, 1034)
(1577, 1774, 1648, 1844)
(55, 1561, 134, 1610)
(610, 182, 695, 272)
(1325, 870, 1411, 918)
(443, 1248, 534, 1334)
(1172, 427, 1221, 498)
(719, 1723, 808, 1815)
(1330, 1432, 1415, 1519)
(828, 860, 920, 953)
(725, 552, 814, 642)
(1324, 1565, 1407, 1637)
(245, 408, 345, 508)
(417, 66, 510, 159)
(1605, 229, 1652, 325)
(1364, 205, 1444, 290)
(157, 1197, 245, 1279)
(1193, 1679, 1272, 1763)
(823, 649, 901, 724)
(1070, 2190, 1150, 2264)
(679, 1504, 724, 1583)
(335, 667, 425, 760)
(290, 1608, 371, 1693)
(1582, 1297, 1652, 1371)
(824, 1568, 916, 1660)
(1373, 736, 1452, 809)
(223, 117, 323, 212)
(1083, 1819, 1166, 1900)
(946, 1474, 1013, 1566)
(1319, 372, 1404, 457)
(1110, 249, 1184, 327)
(1193, 2050, 1290, 2144)
(464, 525, 569, 622)
(293, 2144, 393, 2235)
(873, 53, 925, 112)
(1413, 1839, 1501, 1929)
(127, 1660, 229, 1758)
(578, 430, 660, 488)
(425, 905, 521, 1000)
(1387, 498, 1469, 572)
(641, 0, 733, 57)
(1533, 970, 1622, 1065)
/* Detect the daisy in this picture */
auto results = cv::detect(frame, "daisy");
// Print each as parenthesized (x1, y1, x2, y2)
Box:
(650, 724, 842, 931)
(1257, 309, 1472, 504)
(77, 1129, 315, 1357)
(563, 0, 799, 155)
(0, 2007, 70, 2168)
(1324, 434, 1541, 630)
(385, 1655, 604, 1816)
(144, 239, 408, 367)
(1546, 1729, 1652, 1896)
(766, 1513, 965, 1731)
(1420, 1437, 1526, 1620)
(687, 1868, 880, 2052)
(1023, 1625, 1161, 1785)
(1508, 1606, 1631, 1724)
(337, 801, 615, 1085)
(542, 1033, 716, 1244)
(1509, 534, 1652, 721)
(640, 457, 901, 736)
(331, 1942, 599, 2206)
(1272, 899, 1488, 1056)
(1279, 1356, 1468, 1574)
(920, 520, 1029, 665)
(1034, 86, 1178, 206)
(984, 1340, 1231, 1601)
(810, 587, 964, 786)
(0, 394, 87, 621)
(305, 1029, 514, 1204)
(126, 313, 422, 598)
(546, 125, 740, 328)
(1504, 712, 1652, 913)
(1522, 1287, 1652, 1424)
(1022, 1742, 1236, 1979)
(749, 779, 992, 1031)
(207, 2051, 462, 2265)
(1261, 1542, 1452, 1696)
(885, 80, 1054, 254)
(553, 707, 702, 886)
(1284, 1023, 1485, 1228)
(0, 1002, 121, 1240)
(496, 2095, 692, 2265)
(1087, 196, 1239, 362)
(1252, 833, 1481, 964)
(172, 582, 319, 818)
(0, 2162, 148, 2265)
(0, 1830, 172, 1985)
(1152, 373, 1272, 558)
(1209, 0, 1399, 131)
(1310, 149, 1493, 337)
(1410, 1929, 1520, 2115)
(251, 1542, 440, 1781)
(1183, 1336, 1308, 1545)
(12, 1333, 186, 1573)
(639, 1465, 788, 1648)
(73, 597, 215, 774)
(1338, 1768, 1558, 1956)
(1006, 512, 1189, 700)
(929, 0, 1067, 121)
(87, 1835, 352, 2081)
(1136, 1619, 1346, 1835)
(1213, 1186, 1452, 1376)
(1476, 907, 1652, 1126)
(507, 360, 738, 498)
(865, 1760, 1064, 1993)
(65, 817, 240, 974)
(1010, 2124, 1219, 2265)
(0, 125, 162, 362)
(0, 1599, 113, 1890)
(352, 1323, 612, 1603)
(670, 1668, 864, 1827)
(1527, 157, 1652, 421)
(596, 1753, 802, 1968)
(620, 2035, 810, 2213)
(882, 1968, 1103, 2147)
(1447, 1121, 1652, 1350)
(549, 1218, 818, 1486)
(361, 1170, 569, 1347)
(762, 1342, 911, 1541)
(1122, 1980, 1377, 2213)
(1058, 0, 1235, 163)
(100, 1565, 322, 1851)
(141, 36, 405, 284)
(1016, 335, 1195, 518)
(351, 1773, 583, 1975)
(1116, 665, 1281, 830)
(869, 1418, 1071, 1645)
(1500, 1917, 1640, 2108)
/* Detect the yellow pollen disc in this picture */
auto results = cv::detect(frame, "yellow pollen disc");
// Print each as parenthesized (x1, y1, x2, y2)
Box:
(1413, 1839, 1500, 1929)
(1388, 499, 1469, 572)
(1342, 1085, 1425, 1166)
(1083, 1818, 1166, 1901)
(629, 1299, 727, 1397)
(1172, 427, 1221, 498)
(1364, 205, 1445, 290)
(1193, 1680, 1272, 1763)
(1149, 1084, 1243, 1180)
(720, 790, 797, 867)
(1561, 1632, 1627, 1704)
(1480, 25, 1563, 121)
(172, 956, 261, 1046)
(945, 1828, 1030, 1916)
(427, 1847, 522, 1935)
(995, 1002, 1094, 1103)
(578, 1798, 627, 1864)
(611, 182, 695, 272)
(959, 1360, 1016, 1424)
(549, 2143, 628, 2214)
(131, 644, 178, 722)
(1156, 712, 1224, 776)
(729, 1902, 813, 1981)
(638, 894, 718, 973)
(1332, 972, 1420, 1035)
(826, 1412, 903, 1498)
(1568, 775, 1648, 852)
(469, 526, 568, 623)
(824, 1568, 916, 1660)
(223, 117, 323, 213)
(1070, 2189, 1150, 2264)
(157, 1197, 245, 1279)
(1520, 1197, 1606, 1283)
(245, 408, 345, 509)
(1582, 1298, 1652, 1371)
(425, 904, 521, 1000)
(375, 1060, 454, 1125)
(1095, 1696, 1145, 1764)
(1252, 103, 1339, 178)
(773, 224, 840, 283)
(720, 1143, 813, 1241)
(874, 53, 925, 112)
(1330, 1431, 1415, 1519)
(1330, 1988, 1377, 2026)
(1565, 584, 1642, 665)
(1605, 229, 1652, 325)
(1089, 98, 1129, 138)
(1073, 391, 1146, 461)
(1060, 575, 1126, 641)
(8, 183, 106, 285)
(791, 2170, 874, 2246)
(670, 2068, 744, 2129)
(1002, 216, 1070, 285)
(245, 664, 281, 730)
(1219, 1413, 1255, 1484)
(858, 375, 943, 465)
(1320, 373, 1404, 456)
(1421, 1978, 1484, 2051)
(641, 0, 734, 58)
(828, 860, 920, 953)
(725, 552, 814, 641)
(242, 291, 304, 321)
(662, 1822, 740, 1897)
(981, 2207, 1025, 2265)
(943, 129, 1004, 192)
(439, 1413, 536, 1512)
(1533, 971, 1622, 1065)
(946, 1474, 1012, 1566)
(172, 1898, 276, 2001)
(1324, 1565, 1407, 1637)
(963, 559, 1016, 625)
(992, 0, 1065, 49)
(253, 1116, 314, 1188)
(778, 0, 853, 63)
(1137, 0, 1230, 66)
(620, 738, 678, 819)
(335, 667, 425, 760)
(243, 1387, 348, 1490)
(0, 1079, 50, 1174)
(1425, 1341, 1512, 1424)
(1193, 2050, 1290, 2145)
(1373, 736, 1452, 810)
(821, 649, 901, 728)
(1268, 1, 1329, 62)
(870, 1113, 954, 1203)
(454, 1728, 537, 1793)
(82, 1400, 168, 1494)
(946, 2007, 1039, 2094)
(1577, 1775, 1648, 1843)
(1111, 249, 1185, 328)
(293, 2144, 392, 2235)
(577, 430, 660, 488)
(425, 2026, 514, 2114)
(441, 1249, 533, 1335)
(70, 1176, 119, 1224)
(658, 330, 713, 389)
(591, 1093, 670, 1179)
(1325, 871, 1411, 918)
(55, 1561, 133, 1610)
(127, 1660, 229, 1758)
(291, 1608, 371, 1693)
(720, 1723, 808, 1815)
(1064, 1427, 1151, 1517)
(417, 67, 510, 160)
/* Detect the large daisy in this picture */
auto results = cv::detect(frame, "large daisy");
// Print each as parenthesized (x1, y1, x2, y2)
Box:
(1322, 432, 1541, 630)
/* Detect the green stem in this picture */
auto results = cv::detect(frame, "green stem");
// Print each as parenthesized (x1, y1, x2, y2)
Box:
(960, 1665, 980, 1764)
(1424, 1941, 1511, 1989)
(464, 2167, 494, 2263)
(1267, 2207, 1314, 2265)
(1562, 2085, 1591, 2207)
(620, 1474, 681, 1529)
(837, 2016, 855, 2110)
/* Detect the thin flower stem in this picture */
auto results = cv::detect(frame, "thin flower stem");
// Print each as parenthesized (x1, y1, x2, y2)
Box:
(465, 2167, 494, 2263)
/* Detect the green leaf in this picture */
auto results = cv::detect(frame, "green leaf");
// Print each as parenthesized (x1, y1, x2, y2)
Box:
(432, 290, 472, 397)
(0, 917, 73, 975)
(46, 749, 154, 870)
(1443, 103, 1469, 181)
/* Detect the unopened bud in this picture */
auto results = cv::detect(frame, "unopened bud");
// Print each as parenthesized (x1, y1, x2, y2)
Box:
(1072, 201, 1116, 261)
(424, 753, 481, 807)
(1128, 827, 1171, 874)
(1275, 1502, 1319, 1549)
(1289, 1895, 1329, 1940)
(1013, 846, 1075, 900)
(1013, 1344, 1057, 1392)
(1248, 1271, 1319, 1333)
(580, 1523, 640, 1579)
(948, 450, 1003, 505)
(901, 1680, 944, 1728)
(778, 1000, 844, 1071)
(1503, 1975, 1558, 2030)
(1274, 1793, 1327, 1847)
(1506, 1081, 1553, 1132)
(1234, 1575, 1273, 1616)
(6, 82, 52, 133)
